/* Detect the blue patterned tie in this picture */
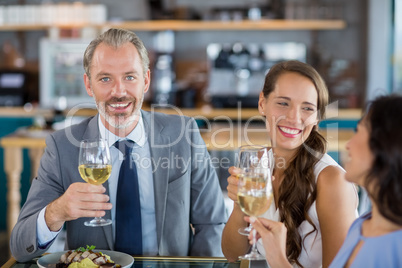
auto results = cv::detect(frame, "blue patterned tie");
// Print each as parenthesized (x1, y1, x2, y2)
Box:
(114, 140, 142, 255)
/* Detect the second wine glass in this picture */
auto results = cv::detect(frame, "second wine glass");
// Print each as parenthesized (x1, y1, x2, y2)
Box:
(236, 145, 271, 235)
(78, 139, 112, 227)
(237, 165, 273, 260)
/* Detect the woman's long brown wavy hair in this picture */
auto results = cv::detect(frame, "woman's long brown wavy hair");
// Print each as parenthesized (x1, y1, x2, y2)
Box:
(261, 61, 329, 267)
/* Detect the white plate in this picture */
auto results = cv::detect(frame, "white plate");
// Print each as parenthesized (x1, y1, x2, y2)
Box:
(37, 250, 134, 268)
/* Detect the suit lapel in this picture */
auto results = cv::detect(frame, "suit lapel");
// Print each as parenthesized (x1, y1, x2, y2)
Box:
(142, 111, 170, 249)
(82, 116, 114, 250)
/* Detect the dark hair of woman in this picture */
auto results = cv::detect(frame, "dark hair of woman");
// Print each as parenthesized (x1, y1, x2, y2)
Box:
(364, 95, 402, 225)
(261, 60, 329, 266)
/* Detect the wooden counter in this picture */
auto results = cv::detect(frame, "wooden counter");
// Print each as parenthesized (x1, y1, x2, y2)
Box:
(0, 134, 47, 239)
(0, 19, 346, 31)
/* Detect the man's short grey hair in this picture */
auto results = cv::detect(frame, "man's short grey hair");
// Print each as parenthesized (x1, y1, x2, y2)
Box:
(83, 28, 149, 81)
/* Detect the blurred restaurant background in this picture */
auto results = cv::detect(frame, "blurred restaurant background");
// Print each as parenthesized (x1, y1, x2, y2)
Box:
(0, 0, 401, 263)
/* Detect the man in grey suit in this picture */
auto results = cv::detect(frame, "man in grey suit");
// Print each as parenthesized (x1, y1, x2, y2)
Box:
(10, 28, 227, 261)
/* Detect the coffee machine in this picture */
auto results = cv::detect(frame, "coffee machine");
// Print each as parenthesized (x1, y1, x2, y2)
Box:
(206, 42, 307, 108)
(0, 71, 28, 106)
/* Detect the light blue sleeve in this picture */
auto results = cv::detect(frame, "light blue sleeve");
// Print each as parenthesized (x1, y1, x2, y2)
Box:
(37, 206, 61, 246)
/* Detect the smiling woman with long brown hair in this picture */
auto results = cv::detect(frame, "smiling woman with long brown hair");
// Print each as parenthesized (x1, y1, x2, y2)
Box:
(248, 95, 402, 267)
(222, 60, 358, 268)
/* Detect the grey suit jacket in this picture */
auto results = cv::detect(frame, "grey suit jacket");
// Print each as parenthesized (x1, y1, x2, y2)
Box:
(10, 111, 227, 262)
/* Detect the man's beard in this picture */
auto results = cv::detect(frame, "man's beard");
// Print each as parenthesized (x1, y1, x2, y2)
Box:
(94, 94, 144, 130)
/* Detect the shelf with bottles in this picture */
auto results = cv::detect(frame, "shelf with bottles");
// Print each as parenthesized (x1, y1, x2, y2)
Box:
(106, 19, 346, 31)
(0, 19, 346, 32)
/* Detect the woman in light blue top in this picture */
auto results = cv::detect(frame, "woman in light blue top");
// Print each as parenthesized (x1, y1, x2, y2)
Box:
(247, 95, 402, 268)
(328, 95, 402, 267)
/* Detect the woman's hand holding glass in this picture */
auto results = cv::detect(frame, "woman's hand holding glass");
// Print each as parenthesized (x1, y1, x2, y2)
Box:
(226, 166, 243, 202)
(234, 145, 273, 260)
(244, 217, 292, 268)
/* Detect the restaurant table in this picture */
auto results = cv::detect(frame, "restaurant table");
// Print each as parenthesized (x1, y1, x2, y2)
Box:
(1, 256, 268, 268)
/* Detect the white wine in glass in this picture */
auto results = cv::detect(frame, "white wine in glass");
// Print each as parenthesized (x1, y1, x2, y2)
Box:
(237, 176, 273, 218)
(237, 167, 273, 260)
(78, 139, 112, 227)
(78, 165, 112, 185)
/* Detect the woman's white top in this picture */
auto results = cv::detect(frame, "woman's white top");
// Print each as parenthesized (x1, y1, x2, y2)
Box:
(257, 153, 355, 268)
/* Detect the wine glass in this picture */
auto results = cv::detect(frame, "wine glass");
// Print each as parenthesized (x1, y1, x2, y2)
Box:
(78, 139, 112, 227)
(237, 165, 273, 260)
(236, 145, 271, 235)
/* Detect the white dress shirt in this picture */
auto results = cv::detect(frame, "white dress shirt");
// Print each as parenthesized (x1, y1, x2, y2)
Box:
(37, 113, 158, 255)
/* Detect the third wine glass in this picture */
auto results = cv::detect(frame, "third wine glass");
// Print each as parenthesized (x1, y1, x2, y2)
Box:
(237, 164, 273, 260)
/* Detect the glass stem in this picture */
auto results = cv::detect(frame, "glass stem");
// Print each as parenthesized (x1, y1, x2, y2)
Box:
(250, 224, 258, 253)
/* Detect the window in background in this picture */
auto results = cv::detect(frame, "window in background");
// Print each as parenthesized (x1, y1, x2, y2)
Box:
(393, 0, 402, 94)
(39, 38, 95, 109)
